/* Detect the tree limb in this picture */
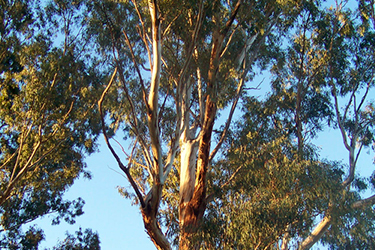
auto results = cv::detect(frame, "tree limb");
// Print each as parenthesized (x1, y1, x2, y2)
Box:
(147, 0, 163, 180)
(131, 0, 152, 71)
(352, 194, 375, 209)
(299, 216, 332, 250)
(98, 67, 146, 208)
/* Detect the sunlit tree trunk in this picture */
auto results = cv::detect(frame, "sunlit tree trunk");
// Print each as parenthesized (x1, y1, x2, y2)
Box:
(179, 78, 199, 232)
(178, 1, 241, 244)
(140, 1, 172, 249)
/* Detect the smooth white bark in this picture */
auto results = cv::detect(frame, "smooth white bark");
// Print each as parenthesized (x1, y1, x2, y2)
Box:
(147, 0, 163, 179)
(299, 216, 331, 250)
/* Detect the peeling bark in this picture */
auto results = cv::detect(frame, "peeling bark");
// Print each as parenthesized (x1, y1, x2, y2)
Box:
(179, 138, 199, 224)
(179, 74, 198, 224)
(142, 184, 171, 250)
(178, 3, 242, 248)
(179, 30, 222, 249)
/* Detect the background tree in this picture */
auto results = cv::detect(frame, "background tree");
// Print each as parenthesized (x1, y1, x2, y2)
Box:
(204, 1, 375, 249)
(300, 2, 375, 249)
(0, 0, 102, 248)
(53, 228, 100, 250)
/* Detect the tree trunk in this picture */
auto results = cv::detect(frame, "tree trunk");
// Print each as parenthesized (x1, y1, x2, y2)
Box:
(179, 138, 199, 225)
(140, 2, 171, 249)
(142, 184, 172, 250)
(178, 3, 241, 245)
(178, 26, 222, 248)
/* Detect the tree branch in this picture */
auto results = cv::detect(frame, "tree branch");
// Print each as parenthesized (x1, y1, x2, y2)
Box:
(147, 0, 163, 180)
(130, 0, 152, 71)
(221, 0, 241, 36)
(98, 68, 146, 208)
(209, 58, 246, 162)
(299, 216, 332, 250)
(331, 84, 351, 151)
(352, 194, 375, 209)
(122, 29, 148, 104)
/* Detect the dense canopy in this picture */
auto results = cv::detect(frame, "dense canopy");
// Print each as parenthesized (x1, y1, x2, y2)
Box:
(1, 0, 375, 249)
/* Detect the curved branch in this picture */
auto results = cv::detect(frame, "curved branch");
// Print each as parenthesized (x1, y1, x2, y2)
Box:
(130, 0, 152, 71)
(98, 68, 145, 208)
(352, 194, 375, 209)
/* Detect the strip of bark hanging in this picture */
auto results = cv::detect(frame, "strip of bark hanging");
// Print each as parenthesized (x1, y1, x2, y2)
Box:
(181, 0, 242, 232)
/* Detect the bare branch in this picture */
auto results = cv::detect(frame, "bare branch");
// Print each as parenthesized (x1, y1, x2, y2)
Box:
(0, 152, 16, 170)
(354, 142, 363, 167)
(299, 216, 332, 250)
(9, 123, 33, 182)
(221, 0, 242, 36)
(209, 60, 246, 162)
(331, 84, 351, 151)
(98, 68, 146, 208)
(177, 0, 205, 89)
(130, 0, 152, 71)
(221, 164, 244, 189)
(219, 23, 239, 60)
(115, 65, 153, 170)
(122, 29, 148, 103)
(352, 194, 375, 209)
(0, 140, 41, 206)
(356, 81, 372, 114)
(163, 10, 183, 37)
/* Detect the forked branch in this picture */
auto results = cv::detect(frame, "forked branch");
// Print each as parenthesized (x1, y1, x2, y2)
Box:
(98, 68, 146, 208)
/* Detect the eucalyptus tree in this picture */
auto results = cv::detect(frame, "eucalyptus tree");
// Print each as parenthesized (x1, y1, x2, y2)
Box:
(219, 1, 375, 249)
(83, 0, 375, 249)
(92, 0, 307, 249)
(197, 1, 375, 249)
(1, 0, 102, 248)
(299, 3, 375, 249)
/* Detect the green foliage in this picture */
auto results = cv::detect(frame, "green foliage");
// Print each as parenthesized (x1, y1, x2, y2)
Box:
(1, 0, 371, 249)
(193, 96, 344, 249)
(0, 225, 45, 250)
(89, 0, 375, 249)
(53, 228, 100, 250)
(1, 0, 103, 248)
(0, 0, 33, 75)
